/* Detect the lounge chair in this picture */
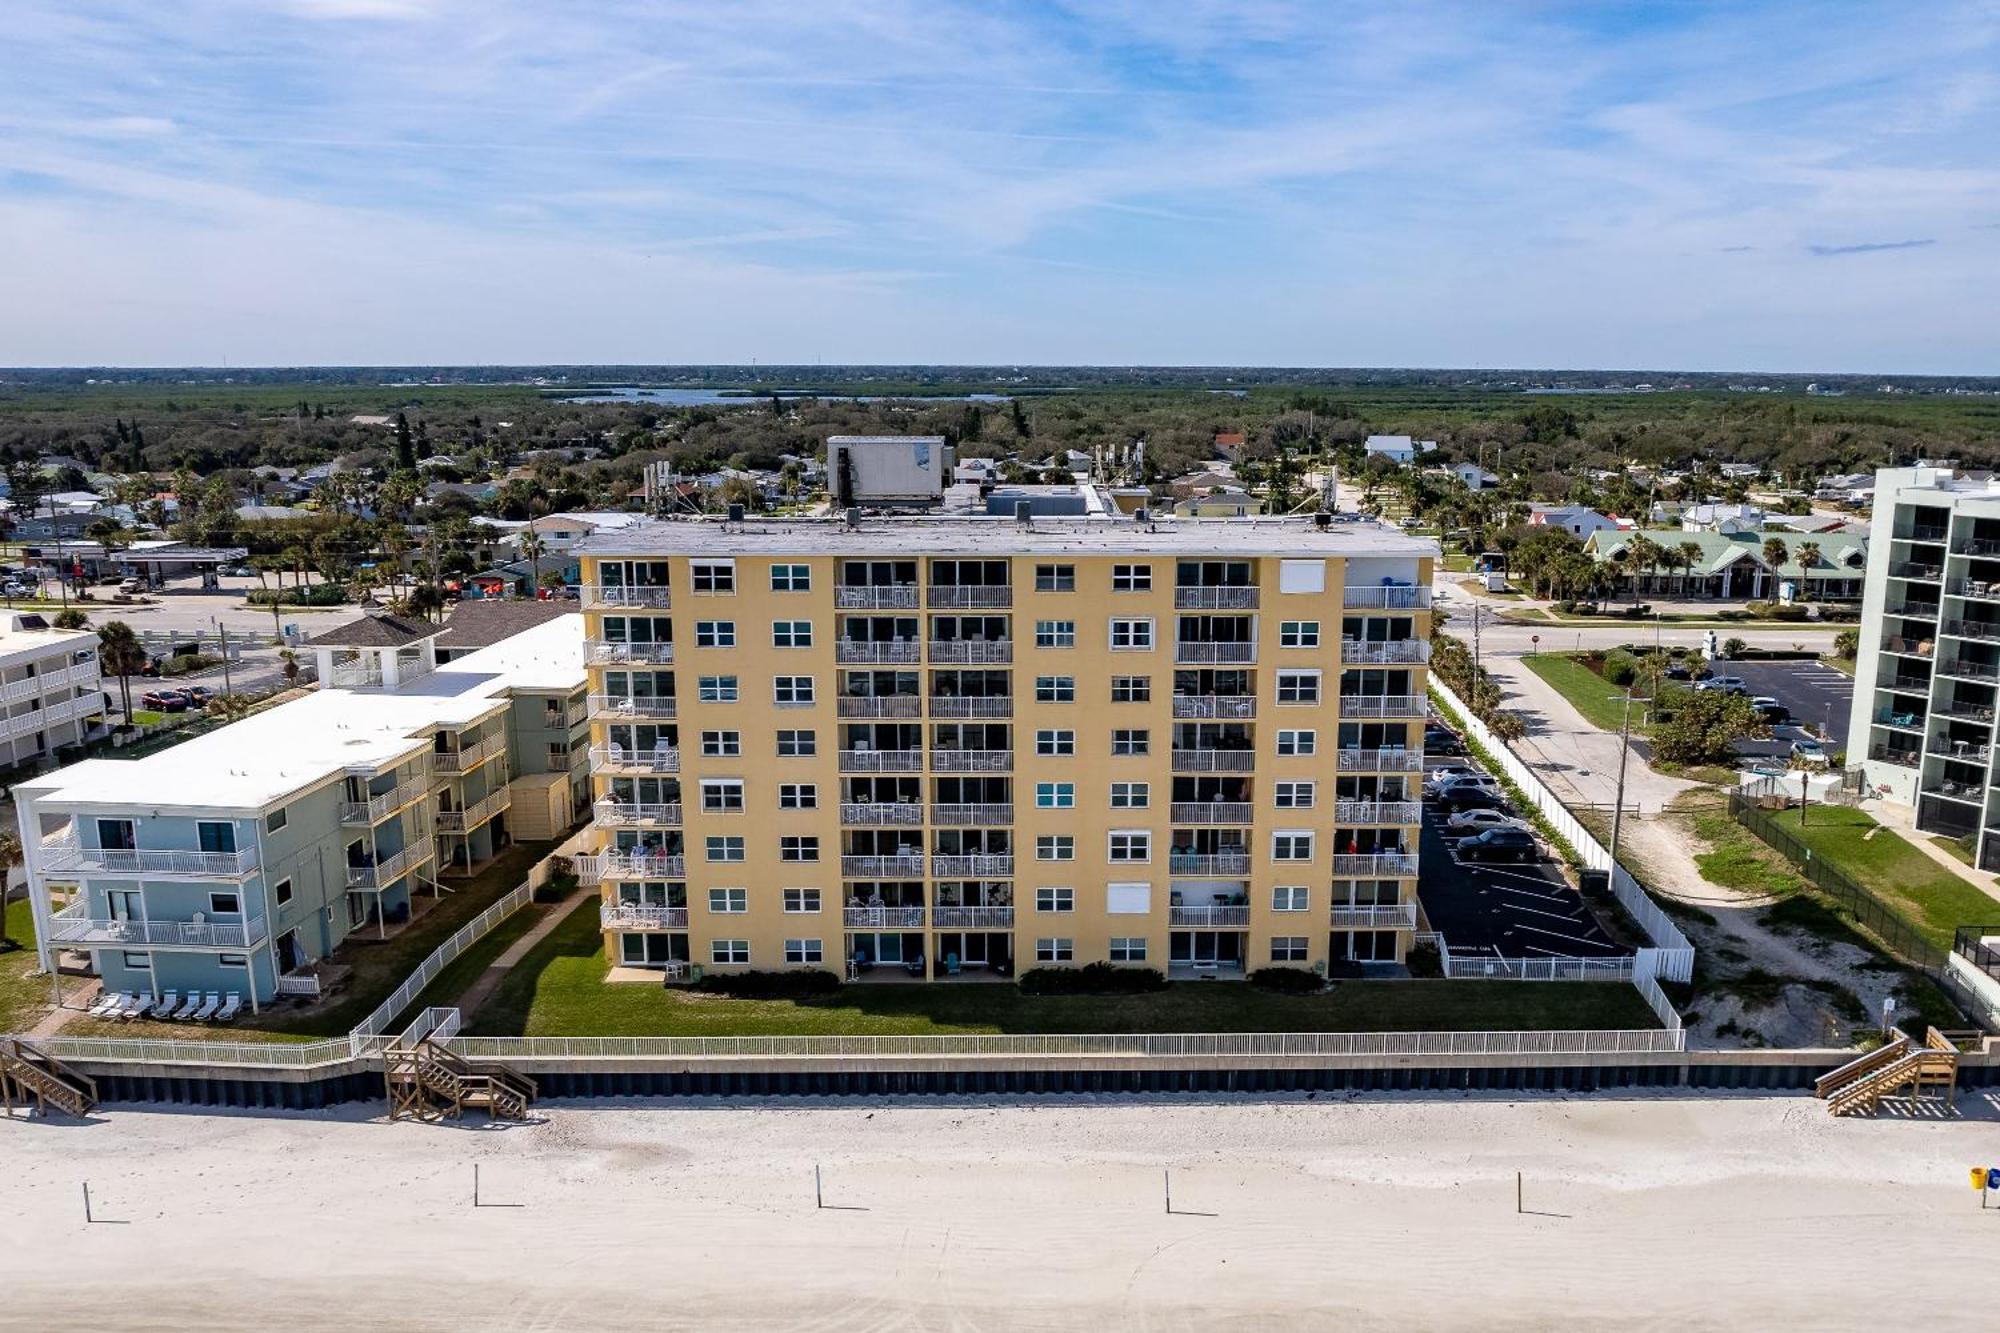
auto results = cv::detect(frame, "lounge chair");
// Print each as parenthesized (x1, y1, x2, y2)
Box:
(88, 990, 127, 1019)
(171, 992, 204, 1020)
(121, 993, 153, 1020)
(191, 991, 221, 1021)
(152, 990, 179, 1021)
(214, 992, 242, 1022)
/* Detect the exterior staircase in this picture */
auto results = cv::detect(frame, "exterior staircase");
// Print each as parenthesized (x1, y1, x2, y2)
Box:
(0, 1038, 98, 1118)
(384, 1008, 536, 1122)
(1815, 1027, 1960, 1117)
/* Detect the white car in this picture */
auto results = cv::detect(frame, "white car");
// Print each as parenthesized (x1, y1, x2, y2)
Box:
(1446, 807, 1529, 835)
(1432, 773, 1503, 799)
(1424, 762, 1479, 789)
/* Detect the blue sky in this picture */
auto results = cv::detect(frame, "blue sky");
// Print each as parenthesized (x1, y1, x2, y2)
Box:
(1, 1, 1996, 370)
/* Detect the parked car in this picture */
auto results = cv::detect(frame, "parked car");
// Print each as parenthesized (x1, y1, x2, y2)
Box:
(1431, 772, 1502, 797)
(140, 690, 188, 713)
(1751, 696, 1792, 725)
(1436, 784, 1509, 813)
(1423, 725, 1465, 755)
(1663, 662, 1694, 681)
(1446, 807, 1529, 835)
(1790, 738, 1830, 767)
(1424, 761, 1480, 790)
(181, 685, 213, 706)
(1695, 676, 1748, 695)
(1455, 827, 1541, 864)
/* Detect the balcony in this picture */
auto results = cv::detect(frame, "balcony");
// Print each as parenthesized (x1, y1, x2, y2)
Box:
(1942, 618, 2000, 643)
(932, 853, 1014, 877)
(591, 744, 681, 774)
(927, 696, 1012, 718)
(1867, 743, 1921, 768)
(600, 901, 688, 931)
(1169, 801, 1253, 825)
(1878, 705, 1930, 732)
(436, 734, 507, 774)
(346, 844, 433, 889)
(1902, 527, 1949, 545)
(1169, 853, 1251, 876)
(1338, 747, 1425, 772)
(931, 905, 1014, 929)
(593, 850, 687, 880)
(1343, 585, 1431, 610)
(1172, 694, 1255, 719)
(41, 836, 260, 880)
(46, 902, 269, 950)
(1881, 635, 1935, 658)
(926, 586, 1012, 609)
(928, 640, 1013, 664)
(1335, 799, 1423, 824)
(1339, 695, 1428, 720)
(930, 749, 1011, 772)
(1890, 600, 1942, 621)
(1947, 579, 1997, 600)
(1878, 672, 1932, 694)
(1933, 700, 1997, 725)
(1175, 641, 1256, 665)
(839, 802, 925, 826)
(837, 695, 922, 718)
(836, 641, 921, 665)
(1171, 748, 1256, 772)
(843, 905, 926, 929)
(1329, 902, 1418, 930)
(589, 693, 678, 720)
(1934, 741, 1994, 765)
(930, 803, 1014, 825)
(1939, 657, 2000, 682)
(0, 662, 98, 703)
(581, 584, 672, 609)
(834, 586, 920, 610)
(1168, 904, 1250, 927)
(839, 749, 923, 773)
(1333, 852, 1419, 876)
(841, 853, 925, 877)
(338, 777, 431, 826)
(1889, 561, 1944, 581)
(1922, 778, 1985, 806)
(594, 800, 683, 828)
(436, 789, 510, 834)
(1340, 639, 1431, 665)
(1955, 537, 2000, 557)
(586, 640, 676, 665)
(1174, 586, 1259, 610)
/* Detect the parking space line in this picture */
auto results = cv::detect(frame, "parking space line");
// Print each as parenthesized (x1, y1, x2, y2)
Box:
(1490, 883, 1576, 906)
(1507, 902, 1591, 925)
(1512, 922, 1613, 948)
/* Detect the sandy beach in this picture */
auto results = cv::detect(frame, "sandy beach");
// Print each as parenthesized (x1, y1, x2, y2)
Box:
(3, 1091, 1995, 1330)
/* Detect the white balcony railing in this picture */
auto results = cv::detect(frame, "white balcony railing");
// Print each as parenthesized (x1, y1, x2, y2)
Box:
(436, 789, 510, 834)
(46, 902, 269, 949)
(40, 835, 260, 880)
(601, 901, 689, 931)
(841, 854, 925, 877)
(929, 803, 1013, 825)
(1340, 639, 1431, 665)
(1343, 585, 1431, 610)
(927, 640, 1013, 664)
(588, 693, 677, 720)
(1169, 853, 1251, 876)
(931, 905, 1015, 929)
(1173, 586, 1259, 609)
(1329, 902, 1418, 930)
(834, 586, 920, 610)
(1172, 694, 1256, 719)
(587, 640, 676, 665)
(1174, 641, 1256, 665)
(1332, 852, 1419, 876)
(436, 734, 507, 774)
(929, 749, 1011, 772)
(1171, 749, 1256, 772)
(1169, 801, 1253, 824)
(591, 850, 688, 880)
(1339, 695, 1429, 719)
(1, 662, 99, 703)
(839, 802, 925, 826)
(842, 905, 926, 928)
(1337, 747, 1425, 772)
(1334, 800, 1423, 824)
(581, 584, 672, 609)
(591, 745, 681, 774)
(837, 696, 922, 718)
(339, 777, 431, 826)
(926, 696, 1013, 718)
(594, 800, 683, 828)
(836, 641, 922, 664)
(931, 854, 1013, 877)
(1168, 904, 1251, 927)
(926, 586, 1012, 608)
(346, 843, 433, 889)
(838, 749, 923, 773)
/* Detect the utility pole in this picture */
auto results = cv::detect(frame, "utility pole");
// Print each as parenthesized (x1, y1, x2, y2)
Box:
(1607, 689, 1650, 870)
(213, 617, 234, 697)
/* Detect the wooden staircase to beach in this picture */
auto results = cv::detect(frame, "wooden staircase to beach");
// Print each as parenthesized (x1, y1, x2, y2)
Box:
(1815, 1027, 1960, 1117)
(0, 1038, 98, 1119)
(384, 1009, 536, 1122)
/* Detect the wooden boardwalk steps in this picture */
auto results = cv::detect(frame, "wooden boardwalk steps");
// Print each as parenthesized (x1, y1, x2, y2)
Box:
(1814, 1027, 1960, 1117)
(0, 1037, 98, 1119)
(384, 1008, 536, 1122)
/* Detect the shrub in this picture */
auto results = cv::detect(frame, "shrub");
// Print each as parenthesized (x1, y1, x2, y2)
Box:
(1405, 943, 1442, 978)
(159, 653, 222, 677)
(1248, 966, 1324, 993)
(1833, 628, 1860, 660)
(694, 968, 842, 998)
(248, 584, 348, 607)
(1017, 962, 1167, 995)
(1744, 600, 1810, 621)
(52, 608, 88, 629)
(1602, 647, 1640, 686)
(1722, 636, 1749, 658)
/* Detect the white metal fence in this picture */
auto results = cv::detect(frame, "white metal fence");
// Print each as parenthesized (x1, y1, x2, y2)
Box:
(1442, 952, 1635, 982)
(349, 882, 536, 1042)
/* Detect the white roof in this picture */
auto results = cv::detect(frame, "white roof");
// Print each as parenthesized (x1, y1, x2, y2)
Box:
(0, 619, 96, 666)
(19, 614, 584, 813)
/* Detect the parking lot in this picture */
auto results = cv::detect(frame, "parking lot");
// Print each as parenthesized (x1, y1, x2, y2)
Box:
(1415, 743, 1626, 963)
(1703, 658, 1855, 762)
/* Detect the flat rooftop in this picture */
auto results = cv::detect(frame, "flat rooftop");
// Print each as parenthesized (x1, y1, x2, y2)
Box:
(578, 514, 1437, 559)
(0, 616, 97, 662)
(19, 614, 584, 813)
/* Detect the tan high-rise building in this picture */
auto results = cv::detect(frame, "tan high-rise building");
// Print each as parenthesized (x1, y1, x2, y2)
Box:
(577, 515, 1435, 981)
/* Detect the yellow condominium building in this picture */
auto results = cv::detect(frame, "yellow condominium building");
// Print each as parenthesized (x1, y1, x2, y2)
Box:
(577, 513, 1435, 983)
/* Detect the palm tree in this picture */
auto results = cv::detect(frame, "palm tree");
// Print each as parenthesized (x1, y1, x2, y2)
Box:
(0, 828, 20, 951)
(97, 620, 147, 723)
(1622, 535, 1664, 604)
(1675, 541, 1704, 597)
(279, 648, 301, 690)
(519, 528, 547, 600)
(1761, 536, 1789, 599)
(1792, 541, 1822, 603)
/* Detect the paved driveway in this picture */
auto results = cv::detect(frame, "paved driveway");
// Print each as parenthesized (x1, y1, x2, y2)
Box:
(1417, 800, 1624, 960)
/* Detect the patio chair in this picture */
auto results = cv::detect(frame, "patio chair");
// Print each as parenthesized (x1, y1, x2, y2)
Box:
(87, 990, 128, 1019)
(904, 952, 926, 977)
(152, 990, 180, 1021)
(172, 991, 204, 1020)
(944, 952, 961, 976)
(214, 993, 242, 1022)
(191, 992, 221, 1021)
(121, 993, 153, 1020)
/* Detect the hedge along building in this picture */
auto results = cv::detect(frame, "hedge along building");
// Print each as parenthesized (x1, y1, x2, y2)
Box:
(575, 511, 1437, 983)
(14, 613, 588, 1010)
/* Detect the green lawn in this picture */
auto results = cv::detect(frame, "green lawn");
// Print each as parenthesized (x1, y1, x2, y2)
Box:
(468, 899, 1660, 1037)
(1679, 793, 1807, 898)
(1767, 807, 1999, 948)
(1522, 653, 1641, 732)
(0, 897, 51, 1033)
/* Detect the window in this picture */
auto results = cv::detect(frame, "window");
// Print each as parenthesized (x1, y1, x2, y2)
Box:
(122, 951, 152, 970)
(1036, 834, 1075, 861)
(266, 807, 289, 833)
(778, 783, 818, 810)
(783, 887, 821, 913)
(700, 779, 745, 813)
(218, 953, 248, 969)
(691, 560, 736, 594)
(1109, 618, 1154, 651)
(208, 891, 240, 915)
(1280, 620, 1321, 648)
(1111, 728, 1150, 756)
(1036, 728, 1075, 756)
(772, 620, 813, 648)
(1277, 559, 1325, 594)
(776, 729, 817, 757)
(773, 675, 816, 706)
(96, 818, 135, 850)
(1109, 937, 1148, 962)
(1112, 563, 1153, 592)
(785, 938, 824, 965)
(1277, 670, 1321, 704)
(274, 878, 294, 907)
(705, 836, 745, 863)
(1108, 831, 1151, 863)
(1273, 831, 1315, 861)
(1035, 675, 1075, 703)
(1035, 563, 1075, 592)
(770, 563, 811, 592)
(197, 821, 236, 854)
(1036, 886, 1075, 913)
(779, 835, 820, 863)
(698, 674, 738, 703)
(1036, 938, 1074, 963)
(1107, 882, 1151, 914)
(711, 939, 750, 965)
(695, 621, 736, 648)
(708, 887, 748, 913)
(1270, 936, 1309, 962)
(1111, 675, 1152, 703)
(1035, 782, 1076, 809)
(701, 730, 741, 757)
(1272, 885, 1310, 912)
(1276, 729, 1316, 756)
(1036, 620, 1076, 649)
(1109, 781, 1149, 809)
(1273, 780, 1315, 809)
